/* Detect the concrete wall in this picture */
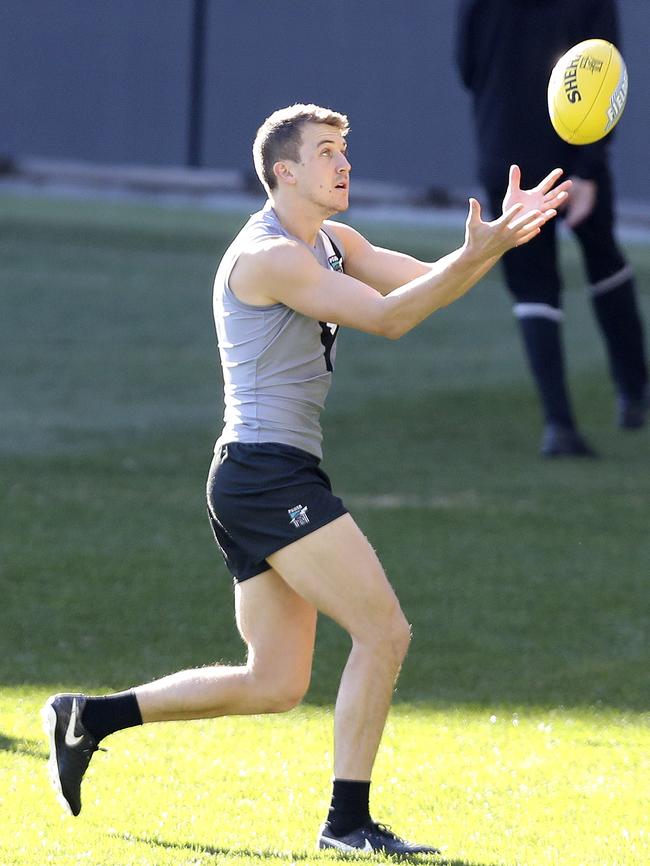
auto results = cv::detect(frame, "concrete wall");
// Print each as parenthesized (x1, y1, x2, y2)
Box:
(2, 1, 648, 202)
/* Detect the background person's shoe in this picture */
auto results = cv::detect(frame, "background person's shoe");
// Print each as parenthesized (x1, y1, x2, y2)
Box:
(617, 388, 649, 429)
(541, 424, 598, 458)
(42, 693, 98, 816)
(317, 820, 440, 856)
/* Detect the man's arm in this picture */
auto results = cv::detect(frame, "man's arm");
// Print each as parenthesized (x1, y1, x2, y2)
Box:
(330, 165, 571, 297)
(327, 220, 497, 298)
(230, 198, 550, 340)
(326, 222, 434, 294)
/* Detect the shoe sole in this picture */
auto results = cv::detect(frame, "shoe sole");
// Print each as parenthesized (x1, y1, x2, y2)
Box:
(317, 842, 377, 856)
(317, 838, 435, 858)
(41, 696, 74, 816)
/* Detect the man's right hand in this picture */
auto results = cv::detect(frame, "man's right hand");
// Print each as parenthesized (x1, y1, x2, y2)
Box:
(463, 197, 549, 262)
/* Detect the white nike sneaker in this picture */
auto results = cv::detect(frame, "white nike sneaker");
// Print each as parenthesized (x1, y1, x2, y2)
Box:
(42, 693, 98, 816)
(317, 820, 440, 856)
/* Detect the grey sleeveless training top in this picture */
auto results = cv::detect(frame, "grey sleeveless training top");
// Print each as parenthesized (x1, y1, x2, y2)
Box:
(213, 202, 344, 459)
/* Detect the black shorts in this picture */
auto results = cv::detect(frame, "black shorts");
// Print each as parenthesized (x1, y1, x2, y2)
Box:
(206, 441, 348, 583)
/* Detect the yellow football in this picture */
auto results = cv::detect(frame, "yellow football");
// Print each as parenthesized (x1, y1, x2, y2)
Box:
(547, 38, 628, 145)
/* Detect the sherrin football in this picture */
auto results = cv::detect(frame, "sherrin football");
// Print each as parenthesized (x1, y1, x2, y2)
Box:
(547, 38, 628, 145)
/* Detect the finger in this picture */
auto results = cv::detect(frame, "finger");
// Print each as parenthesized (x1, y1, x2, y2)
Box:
(467, 197, 482, 224)
(498, 201, 525, 225)
(514, 227, 542, 247)
(508, 164, 521, 189)
(522, 211, 554, 230)
(536, 209, 557, 226)
(513, 211, 555, 245)
(543, 185, 572, 209)
(506, 206, 541, 230)
(545, 189, 570, 206)
(543, 179, 572, 201)
(535, 167, 564, 194)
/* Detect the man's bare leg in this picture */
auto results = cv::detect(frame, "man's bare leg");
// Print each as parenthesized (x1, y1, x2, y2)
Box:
(266, 515, 442, 854)
(268, 513, 411, 781)
(136, 568, 317, 720)
(42, 568, 317, 816)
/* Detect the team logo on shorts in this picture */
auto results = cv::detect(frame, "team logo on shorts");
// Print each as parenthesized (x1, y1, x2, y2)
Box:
(288, 504, 310, 528)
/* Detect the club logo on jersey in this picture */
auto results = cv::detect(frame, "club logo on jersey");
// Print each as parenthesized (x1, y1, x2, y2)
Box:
(328, 254, 344, 273)
(288, 504, 310, 528)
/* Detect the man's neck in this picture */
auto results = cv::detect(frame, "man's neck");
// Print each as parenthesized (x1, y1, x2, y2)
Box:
(269, 195, 333, 247)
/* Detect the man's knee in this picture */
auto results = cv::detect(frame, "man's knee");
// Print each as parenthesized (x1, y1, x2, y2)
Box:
(389, 609, 412, 664)
(251, 667, 311, 714)
(357, 605, 412, 669)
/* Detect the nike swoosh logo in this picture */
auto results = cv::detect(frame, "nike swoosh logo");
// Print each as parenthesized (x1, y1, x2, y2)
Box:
(64, 699, 85, 747)
(322, 837, 374, 853)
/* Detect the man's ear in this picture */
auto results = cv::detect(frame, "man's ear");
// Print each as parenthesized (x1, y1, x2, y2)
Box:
(273, 160, 296, 186)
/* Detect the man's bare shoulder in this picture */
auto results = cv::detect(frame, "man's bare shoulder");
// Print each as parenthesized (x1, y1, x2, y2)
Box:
(235, 236, 316, 277)
(230, 236, 319, 305)
(323, 220, 367, 249)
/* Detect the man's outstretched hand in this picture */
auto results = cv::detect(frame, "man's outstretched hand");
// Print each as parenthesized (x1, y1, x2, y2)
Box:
(464, 197, 549, 261)
(502, 164, 572, 222)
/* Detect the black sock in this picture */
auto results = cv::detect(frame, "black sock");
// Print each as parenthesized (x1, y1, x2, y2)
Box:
(517, 315, 575, 428)
(81, 690, 143, 744)
(327, 779, 371, 837)
(591, 280, 648, 399)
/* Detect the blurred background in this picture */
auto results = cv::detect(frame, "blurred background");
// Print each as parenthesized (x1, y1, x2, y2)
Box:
(2, 0, 649, 207)
(2, 5, 649, 863)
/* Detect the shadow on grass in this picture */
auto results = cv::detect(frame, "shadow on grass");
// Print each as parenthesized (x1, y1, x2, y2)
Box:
(111, 833, 498, 866)
(0, 732, 47, 760)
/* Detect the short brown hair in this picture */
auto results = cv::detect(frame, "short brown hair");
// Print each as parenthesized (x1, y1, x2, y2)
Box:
(253, 103, 349, 194)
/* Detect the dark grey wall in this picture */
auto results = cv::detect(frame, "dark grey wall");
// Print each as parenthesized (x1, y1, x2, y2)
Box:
(1, 0, 191, 164)
(2, 1, 648, 202)
(203, 1, 469, 193)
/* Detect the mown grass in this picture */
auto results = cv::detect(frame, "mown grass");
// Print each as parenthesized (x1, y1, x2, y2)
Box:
(0, 193, 648, 865)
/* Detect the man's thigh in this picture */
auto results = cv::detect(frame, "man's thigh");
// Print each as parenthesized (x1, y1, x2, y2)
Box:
(267, 513, 404, 640)
(235, 567, 317, 683)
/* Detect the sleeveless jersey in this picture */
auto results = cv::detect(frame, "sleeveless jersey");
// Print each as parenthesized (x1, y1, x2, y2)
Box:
(213, 203, 344, 459)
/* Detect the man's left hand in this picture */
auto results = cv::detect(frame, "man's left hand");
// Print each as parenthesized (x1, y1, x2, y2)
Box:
(502, 164, 572, 222)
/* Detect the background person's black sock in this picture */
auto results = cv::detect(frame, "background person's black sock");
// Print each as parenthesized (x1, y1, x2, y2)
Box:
(517, 315, 575, 428)
(81, 690, 143, 744)
(591, 279, 648, 400)
(327, 779, 371, 837)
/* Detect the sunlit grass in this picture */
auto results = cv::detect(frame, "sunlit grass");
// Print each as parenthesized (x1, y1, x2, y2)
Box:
(1, 193, 649, 865)
(2, 691, 648, 865)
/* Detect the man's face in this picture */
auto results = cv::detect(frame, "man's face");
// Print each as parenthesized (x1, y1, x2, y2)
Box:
(290, 122, 351, 213)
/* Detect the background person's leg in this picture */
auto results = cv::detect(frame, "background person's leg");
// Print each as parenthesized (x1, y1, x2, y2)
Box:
(571, 164, 649, 428)
(487, 185, 595, 455)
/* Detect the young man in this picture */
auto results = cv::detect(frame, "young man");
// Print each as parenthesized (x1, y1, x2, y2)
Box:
(43, 104, 569, 855)
(456, 0, 649, 457)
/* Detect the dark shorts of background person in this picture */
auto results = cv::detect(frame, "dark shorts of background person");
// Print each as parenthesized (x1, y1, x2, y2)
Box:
(206, 441, 348, 583)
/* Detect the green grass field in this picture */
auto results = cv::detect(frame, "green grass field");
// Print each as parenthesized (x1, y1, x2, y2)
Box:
(1, 192, 648, 866)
